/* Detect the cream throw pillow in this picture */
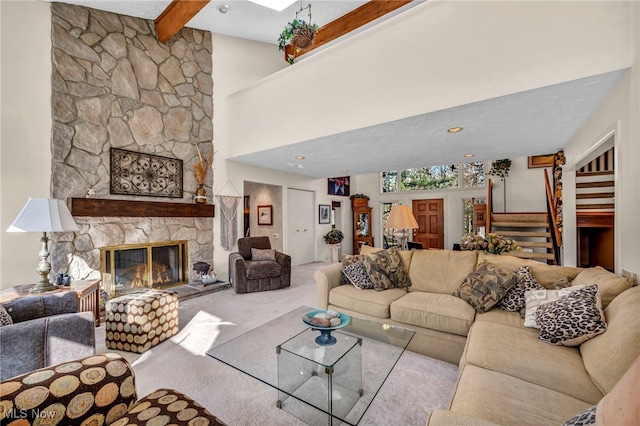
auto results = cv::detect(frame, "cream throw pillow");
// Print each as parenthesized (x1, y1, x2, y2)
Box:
(251, 248, 276, 261)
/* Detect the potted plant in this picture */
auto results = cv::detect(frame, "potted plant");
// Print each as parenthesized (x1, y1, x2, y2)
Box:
(278, 4, 318, 64)
(489, 159, 511, 212)
(323, 229, 344, 245)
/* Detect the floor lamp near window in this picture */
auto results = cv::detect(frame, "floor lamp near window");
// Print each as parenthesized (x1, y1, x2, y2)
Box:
(6, 198, 80, 292)
(385, 205, 418, 251)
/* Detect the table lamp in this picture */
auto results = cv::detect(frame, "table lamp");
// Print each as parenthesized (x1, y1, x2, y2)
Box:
(385, 205, 419, 251)
(6, 198, 80, 292)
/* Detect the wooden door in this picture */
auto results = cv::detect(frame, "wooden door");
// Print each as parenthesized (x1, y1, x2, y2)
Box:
(412, 199, 444, 249)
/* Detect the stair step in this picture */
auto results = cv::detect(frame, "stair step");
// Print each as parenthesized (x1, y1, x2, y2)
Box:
(576, 181, 614, 189)
(514, 240, 553, 248)
(491, 213, 547, 222)
(576, 192, 614, 199)
(492, 221, 549, 228)
(494, 230, 551, 238)
(509, 251, 556, 260)
(576, 203, 615, 210)
(576, 170, 614, 177)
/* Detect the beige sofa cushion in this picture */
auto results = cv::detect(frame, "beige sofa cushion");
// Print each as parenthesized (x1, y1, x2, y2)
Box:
(571, 266, 633, 308)
(409, 250, 478, 294)
(450, 364, 592, 425)
(474, 308, 532, 329)
(428, 410, 501, 426)
(477, 252, 581, 286)
(460, 322, 604, 404)
(580, 285, 640, 394)
(328, 285, 406, 319)
(390, 292, 476, 337)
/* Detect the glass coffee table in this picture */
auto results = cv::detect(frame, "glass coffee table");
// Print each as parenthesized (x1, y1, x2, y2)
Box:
(206, 306, 415, 425)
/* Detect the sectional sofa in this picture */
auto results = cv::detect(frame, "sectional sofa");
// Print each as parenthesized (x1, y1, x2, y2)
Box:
(314, 248, 639, 425)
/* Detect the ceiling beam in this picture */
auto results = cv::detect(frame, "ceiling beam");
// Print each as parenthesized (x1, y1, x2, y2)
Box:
(155, 0, 210, 43)
(285, 0, 412, 62)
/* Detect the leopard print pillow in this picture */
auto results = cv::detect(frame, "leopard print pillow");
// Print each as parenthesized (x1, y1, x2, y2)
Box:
(563, 405, 596, 426)
(536, 284, 607, 346)
(498, 266, 544, 312)
(342, 262, 374, 290)
(340, 254, 366, 285)
(0, 304, 13, 327)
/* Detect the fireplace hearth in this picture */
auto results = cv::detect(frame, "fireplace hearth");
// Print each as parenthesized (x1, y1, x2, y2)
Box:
(101, 241, 188, 296)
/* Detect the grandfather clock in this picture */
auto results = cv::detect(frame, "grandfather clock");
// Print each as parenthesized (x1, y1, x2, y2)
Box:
(351, 196, 373, 254)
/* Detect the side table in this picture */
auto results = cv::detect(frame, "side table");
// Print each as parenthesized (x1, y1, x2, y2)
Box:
(0, 279, 101, 327)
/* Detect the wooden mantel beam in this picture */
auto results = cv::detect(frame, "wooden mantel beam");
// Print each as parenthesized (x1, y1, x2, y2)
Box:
(155, 0, 210, 43)
(285, 0, 412, 61)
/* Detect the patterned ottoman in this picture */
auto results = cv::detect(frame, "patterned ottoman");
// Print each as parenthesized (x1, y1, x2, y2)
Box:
(106, 290, 179, 353)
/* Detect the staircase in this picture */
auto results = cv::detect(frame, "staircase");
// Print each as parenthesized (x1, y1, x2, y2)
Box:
(490, 212, 556, 264)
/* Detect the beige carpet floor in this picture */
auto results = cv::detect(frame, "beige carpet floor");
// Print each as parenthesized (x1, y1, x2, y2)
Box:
(95, 261, 459, 425)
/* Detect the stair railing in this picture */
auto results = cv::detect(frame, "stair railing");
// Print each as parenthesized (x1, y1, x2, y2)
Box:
(486, 178, 492, 233)
(544, 169, 562, 261)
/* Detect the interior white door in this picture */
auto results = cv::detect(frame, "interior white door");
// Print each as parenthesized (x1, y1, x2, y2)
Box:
(287, 188, 315, 266)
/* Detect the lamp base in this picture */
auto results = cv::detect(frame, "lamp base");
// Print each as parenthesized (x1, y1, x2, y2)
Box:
(30, 282, 58, 293)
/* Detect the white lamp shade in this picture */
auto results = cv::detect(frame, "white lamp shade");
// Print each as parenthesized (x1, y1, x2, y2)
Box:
(385, 205, 418, 229)
(7, 198, 80, 233)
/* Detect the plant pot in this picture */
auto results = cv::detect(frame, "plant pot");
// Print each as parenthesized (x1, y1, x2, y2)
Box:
(291, 25, 315, 49)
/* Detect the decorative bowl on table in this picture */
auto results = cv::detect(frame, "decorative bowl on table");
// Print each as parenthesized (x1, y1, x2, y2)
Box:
(302, 309, 350, 346)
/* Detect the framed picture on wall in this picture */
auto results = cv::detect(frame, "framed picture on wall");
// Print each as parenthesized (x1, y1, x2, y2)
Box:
(319, 204, 331, 224)
(328, 176, 350, 196)
(257, 205, 272, 225)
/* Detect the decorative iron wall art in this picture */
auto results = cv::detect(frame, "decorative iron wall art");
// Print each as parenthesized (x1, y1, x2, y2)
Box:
(110, 148, 183, 198)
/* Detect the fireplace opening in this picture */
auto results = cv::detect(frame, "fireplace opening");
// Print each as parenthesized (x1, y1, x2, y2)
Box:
(101, 241, 187, 296)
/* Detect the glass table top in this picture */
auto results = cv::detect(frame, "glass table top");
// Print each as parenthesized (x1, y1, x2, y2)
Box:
(206, 306, 415, 425)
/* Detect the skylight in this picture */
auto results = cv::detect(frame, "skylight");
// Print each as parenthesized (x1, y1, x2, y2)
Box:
(249, 0, 297, 12)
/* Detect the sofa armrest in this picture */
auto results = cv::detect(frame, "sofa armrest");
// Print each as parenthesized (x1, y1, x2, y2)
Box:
(314, 263, 343, 309)
(275, 251, 291, 287)
(0, 353, 135, 424)
(0, 311, 95, 381)
(229, 252, 248, 292)
(2, 291, 79, 323)
(428, 410, 501, 426)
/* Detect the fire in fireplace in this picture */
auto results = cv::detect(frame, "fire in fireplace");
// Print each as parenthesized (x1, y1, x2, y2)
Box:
(101, 241, 187, 296)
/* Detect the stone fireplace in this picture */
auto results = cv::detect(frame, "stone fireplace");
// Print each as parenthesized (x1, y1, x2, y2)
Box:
(101, 240, 187, 296)
(48, 3, 215, 291)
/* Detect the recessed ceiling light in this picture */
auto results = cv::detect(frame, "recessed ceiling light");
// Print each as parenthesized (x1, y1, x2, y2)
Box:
(341, 169, 349, 173)
(464, 153, 474, 158)
(218, 4, 230, 13)
(447, 127, 463, 133)
(249, 0, 296, 12)
(295, 155, 305, 160)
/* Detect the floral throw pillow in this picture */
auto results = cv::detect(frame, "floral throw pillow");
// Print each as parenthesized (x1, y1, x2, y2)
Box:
(362, 247, 411, 291)
(498, 266, 544, 313)
(536, 285, 607, 346)
(453, 261, 518, 313)
(342, 262, 375, 290)
(251, 248, 276, 261)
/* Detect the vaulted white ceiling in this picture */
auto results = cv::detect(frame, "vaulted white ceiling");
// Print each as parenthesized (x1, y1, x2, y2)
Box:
(49, 1, 631, 178)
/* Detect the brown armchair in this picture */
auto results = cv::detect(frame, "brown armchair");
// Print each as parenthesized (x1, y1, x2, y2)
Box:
(229, 236, 291, 293)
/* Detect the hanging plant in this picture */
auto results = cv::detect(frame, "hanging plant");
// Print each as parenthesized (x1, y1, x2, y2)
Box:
(278, 4, 318, 64)
(489, 159, 512, 181)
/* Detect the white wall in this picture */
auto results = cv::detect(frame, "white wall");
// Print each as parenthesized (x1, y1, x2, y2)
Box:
(562, 1, 639, 275)
(227, 1, 632, 157)
(0, 1, 52, 289)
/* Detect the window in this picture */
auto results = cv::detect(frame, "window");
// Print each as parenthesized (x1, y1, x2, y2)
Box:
(381, 202, 398, 248)
(381, 162, 485, 193)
